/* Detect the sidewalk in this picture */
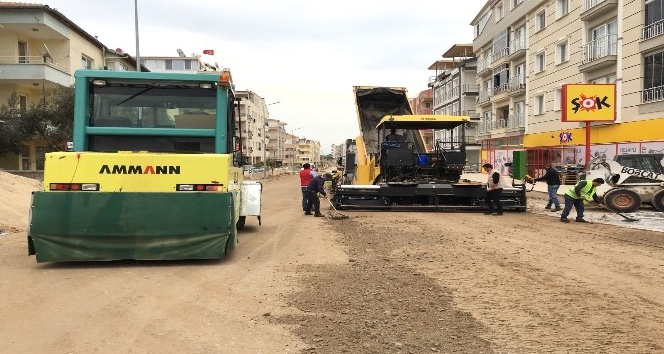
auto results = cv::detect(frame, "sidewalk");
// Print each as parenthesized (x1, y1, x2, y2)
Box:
(461, 173, 572, 195)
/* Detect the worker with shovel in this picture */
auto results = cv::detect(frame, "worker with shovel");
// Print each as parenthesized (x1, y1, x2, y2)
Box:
(560, 178, 604, 223)
(304, 173, 333, 217)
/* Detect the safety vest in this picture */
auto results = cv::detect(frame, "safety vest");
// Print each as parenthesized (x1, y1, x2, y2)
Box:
(487, 168, 509, 189)
(565, 181, 596, 203)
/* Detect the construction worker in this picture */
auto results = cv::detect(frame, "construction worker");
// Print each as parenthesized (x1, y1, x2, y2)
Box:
(560, 178, 605, 223)
(305, 173, 332, 217)
(324, 170, 342, 196)
(299, 163, 317, 212)
(385, 128, 405, 143)
(482, 163, 508, 215)
(534, 163, 562, 211)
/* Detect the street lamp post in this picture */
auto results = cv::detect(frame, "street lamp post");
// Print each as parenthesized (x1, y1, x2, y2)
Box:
(134, 0, 141, 71)
(264, 101, 281, 179)
(290, 127, 302, 173)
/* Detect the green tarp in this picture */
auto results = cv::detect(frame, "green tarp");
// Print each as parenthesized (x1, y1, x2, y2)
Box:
(28, 192, 236, 263)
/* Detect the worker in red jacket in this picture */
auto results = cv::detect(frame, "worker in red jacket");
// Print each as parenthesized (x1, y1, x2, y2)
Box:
(299, 163, 317, 211)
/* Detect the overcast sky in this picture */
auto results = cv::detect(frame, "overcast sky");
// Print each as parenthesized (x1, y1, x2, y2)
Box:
(45, 0, 486, 154)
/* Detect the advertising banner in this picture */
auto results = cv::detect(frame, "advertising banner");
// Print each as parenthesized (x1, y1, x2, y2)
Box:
(561, 84, 616, 122)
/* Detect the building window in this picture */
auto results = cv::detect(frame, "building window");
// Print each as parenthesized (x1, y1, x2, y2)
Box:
(535, 51, 546, 73)
(556, 40, 569, 64)
(644, 0, 664, 40)
(591, 75, 616, 84)
(591, 20, 618, 56)
(512, 25, 526, 52)
(36, 146, 46, 170)
(475, 11, 491, 38)
(493, 64, 510, 94)
(493, 29, 509, 61)
(20, 145, 30, 170)
(18, 94, 28, 112)
(18, 41, 28, 63)
(81, 55, 93, 69)
(557, 0, 569, 18)
(495, 1, 504, 21)
(644, 50, 664, 102)
(171, 60, 185, 71)
(514, 101, 525, 120)
(512, 0, 523, 9)
(535, 94, 546, 115)
(536, 10, 546, 31)
(554, 87, 563, 111)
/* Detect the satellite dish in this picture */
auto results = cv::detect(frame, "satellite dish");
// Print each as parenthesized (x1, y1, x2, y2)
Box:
(42, 43, 52, 60)
(176, 49, 186, 57)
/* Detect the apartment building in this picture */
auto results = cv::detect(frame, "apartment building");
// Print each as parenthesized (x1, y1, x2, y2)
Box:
(285, 130, 301, 172)
(267, 118, 288, 167)
(141, 51, 218, 73)
(0, 3, 140, 171)
(471, 0, 664, 174)
(297, 138, 321, 169)
(330, 143, 343, 166)
(234, 90, 271, 165)
(409, 88, 436, 152)
(428, 44, 483, 171)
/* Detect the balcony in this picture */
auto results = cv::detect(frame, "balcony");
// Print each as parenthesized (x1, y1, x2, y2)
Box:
(508, 37, 526, 60)
(487, 114, 525, 133)
(508, 76, 526, 96)
(477, 58, 491, 77)
(579, 35, 617, 72)
(642, 85, 664, 104)
(643, 19, 664, 41)
(463, 110, 480, 121)
(462, 84, 479, 95)
(507, 113, 525, 129)
(580, 0, 618, 21)
(491, 47, 510, 67)
(491, 84, 509, 103)
(477, 119, 492, 134)
(0, 56, 70, 87)
(641, 19, 664, 53)
(477, 90, 491, 106)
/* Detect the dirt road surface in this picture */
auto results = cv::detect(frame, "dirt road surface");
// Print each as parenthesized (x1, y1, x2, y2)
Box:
(1, 173, 663, 353)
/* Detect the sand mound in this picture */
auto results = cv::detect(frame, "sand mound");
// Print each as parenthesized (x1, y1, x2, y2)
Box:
(0, 171, 42, 233)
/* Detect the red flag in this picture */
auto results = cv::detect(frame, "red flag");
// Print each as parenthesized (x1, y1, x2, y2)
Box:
(203, 49, 214, 55)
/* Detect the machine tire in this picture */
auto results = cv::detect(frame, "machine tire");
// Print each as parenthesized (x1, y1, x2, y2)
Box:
(604, 189, 641, 213)
(236, 216, 246, 230)
(652, 190, 664, 212)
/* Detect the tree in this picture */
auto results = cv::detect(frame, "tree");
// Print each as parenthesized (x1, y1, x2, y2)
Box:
(0, 86, 74, 155)
(265, 158, 278, 175)
(0, 93, 24, 154)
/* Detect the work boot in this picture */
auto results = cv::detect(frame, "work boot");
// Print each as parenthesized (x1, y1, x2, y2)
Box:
(314, 213, 325, 217)
(304, 211, 312, 215)
(560, 218, 570, 223)
(544, 204, 551, 209)
(575, 218, 588, 223)
(552, 206, 561, 212)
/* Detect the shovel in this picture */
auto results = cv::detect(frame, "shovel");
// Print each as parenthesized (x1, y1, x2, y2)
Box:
(325, 198, 349, 220)
(602, 205, 639, 222)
